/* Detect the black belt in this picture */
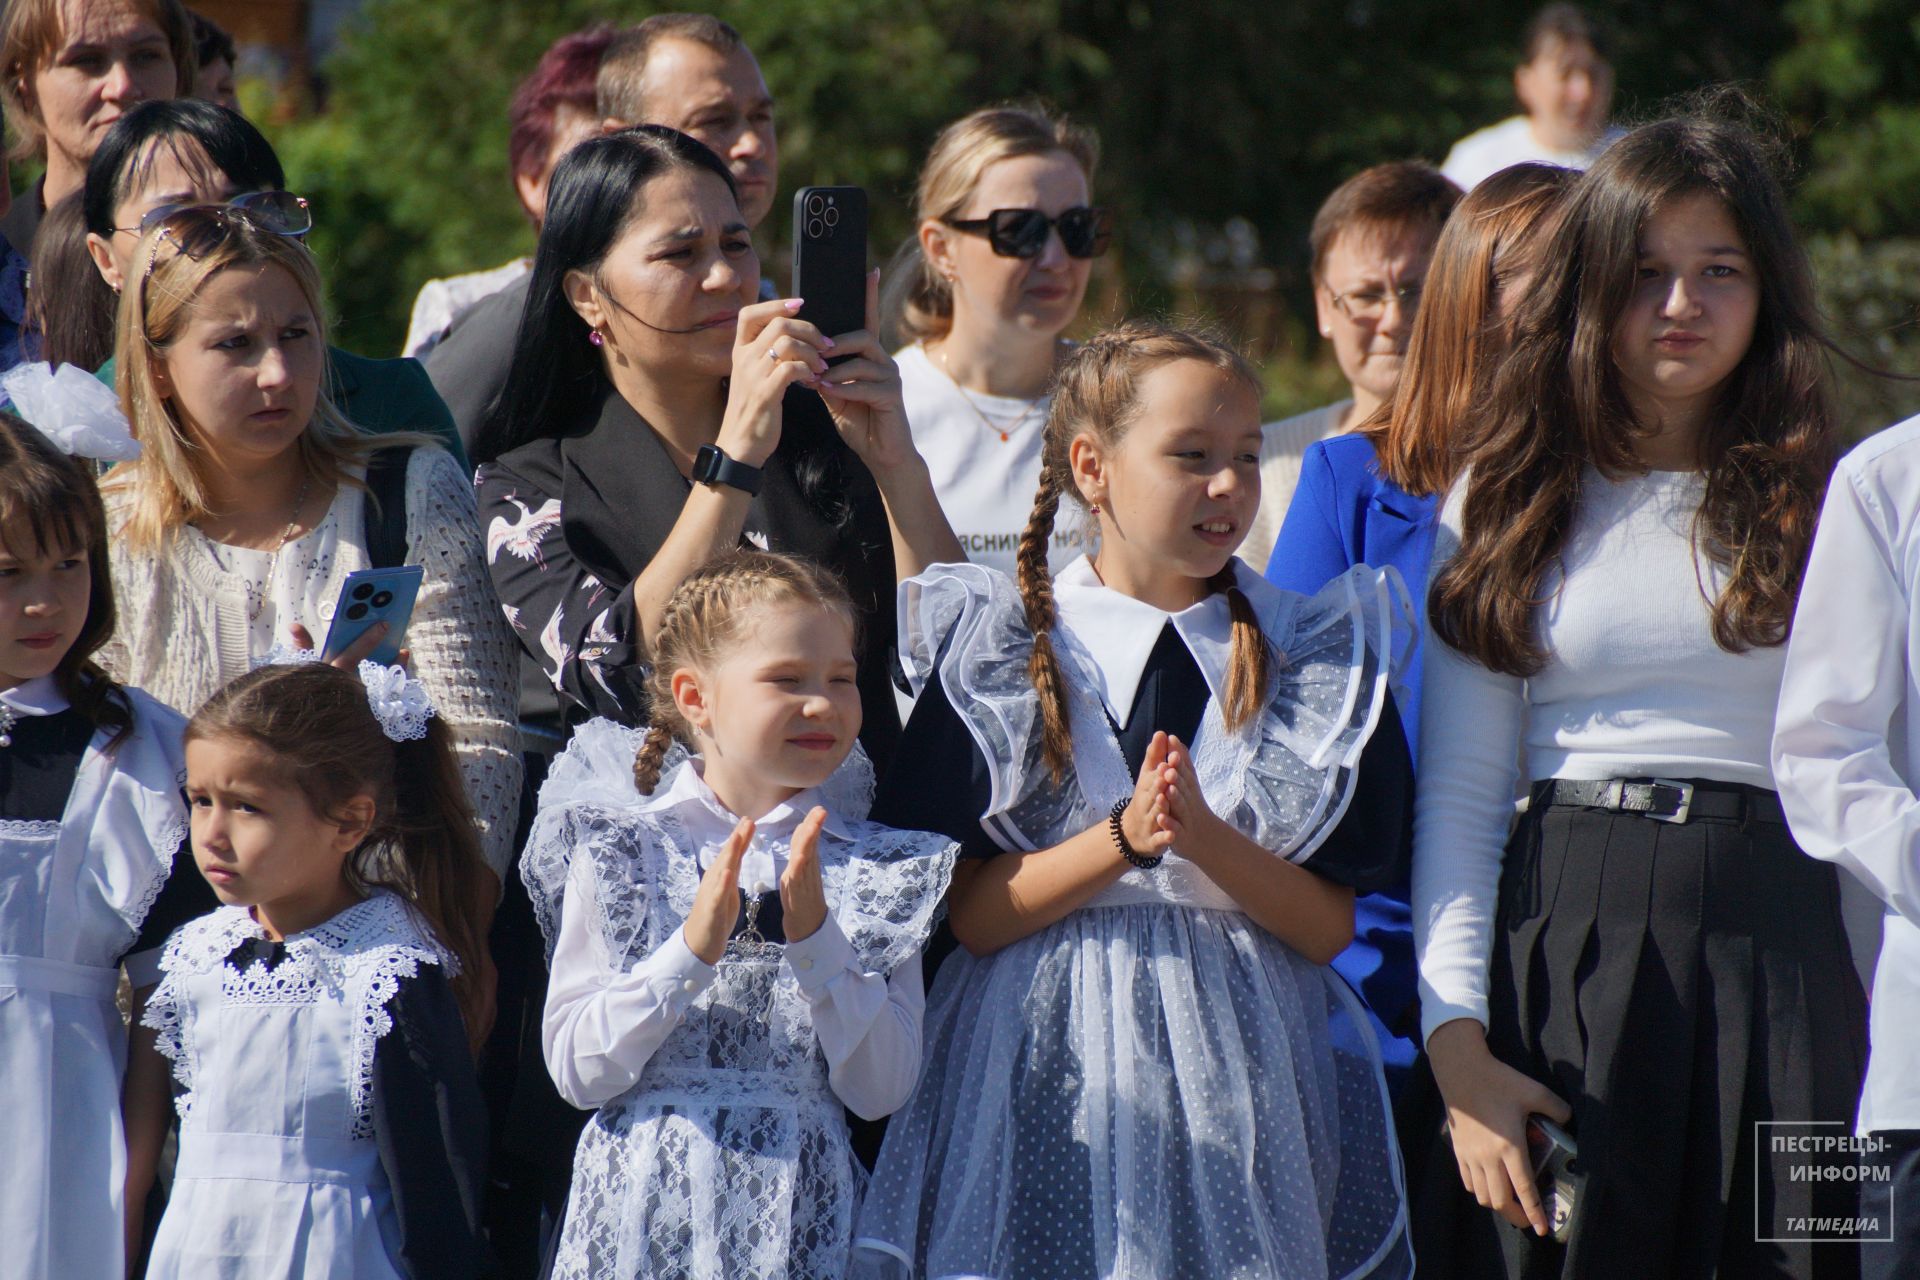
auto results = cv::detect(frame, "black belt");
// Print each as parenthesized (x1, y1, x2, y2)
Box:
(1544, 778, 1786, 826)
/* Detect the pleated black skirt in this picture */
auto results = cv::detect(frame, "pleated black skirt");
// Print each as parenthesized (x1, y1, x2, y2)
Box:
(1410, 780, 1868, 1280)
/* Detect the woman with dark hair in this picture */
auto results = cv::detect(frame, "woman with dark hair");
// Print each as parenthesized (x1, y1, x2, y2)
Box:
(1413, 110, 1864, 1278)
(1266, 162, 1575, 1101)
(76, 98, 462, 454)
(474, 124, 960, 757)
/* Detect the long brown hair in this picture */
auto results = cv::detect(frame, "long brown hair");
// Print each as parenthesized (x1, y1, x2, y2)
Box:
(632, 551, 860, 795)
(1430, 110, 1839, 677)
(1359, 163, 1576, 496)
(0, 412, 132, 743)
(187, 663, 494, 1044)
(1021, 322, 1270, 782)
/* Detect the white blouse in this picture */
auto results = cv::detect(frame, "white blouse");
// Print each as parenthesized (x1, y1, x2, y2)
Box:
(541, 759, 928, 1120)
(101, 446, 522, 876)
(1414, 469, 1789, 1041)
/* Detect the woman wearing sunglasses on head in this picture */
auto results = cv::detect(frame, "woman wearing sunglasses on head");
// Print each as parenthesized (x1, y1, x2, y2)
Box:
(58, 99, 464, 457)
(884, 104, 1108, 579)
(93, 210, 519, 987)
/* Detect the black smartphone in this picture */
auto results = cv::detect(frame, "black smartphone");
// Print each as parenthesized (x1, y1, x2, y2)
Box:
(1526, 1114, 1580, 1244)
(791, 186, 868, 360)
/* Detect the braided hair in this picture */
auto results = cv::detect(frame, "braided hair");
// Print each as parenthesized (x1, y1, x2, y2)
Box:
(1019, 322, 1273, 782)
(633, 551, 861, 794)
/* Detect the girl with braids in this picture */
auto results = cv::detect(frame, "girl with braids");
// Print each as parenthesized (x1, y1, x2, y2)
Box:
(519, 551, 956, 1279)
(1413, 108, 1864, 1279)
(133, 661, 491, 1278)
(854, 322, 1419, 1279)
(0, 405, 198, 1280)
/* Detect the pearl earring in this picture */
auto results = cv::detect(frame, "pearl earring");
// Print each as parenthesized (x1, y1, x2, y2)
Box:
(588, 329, 604, 347)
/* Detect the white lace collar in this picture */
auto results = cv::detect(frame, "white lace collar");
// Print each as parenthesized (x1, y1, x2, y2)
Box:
(1052, 555, 1266, 723)
(0, 675, 69, 716)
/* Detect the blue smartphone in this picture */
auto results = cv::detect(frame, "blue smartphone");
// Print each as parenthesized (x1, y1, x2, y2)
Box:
(321, 566, 424, 667)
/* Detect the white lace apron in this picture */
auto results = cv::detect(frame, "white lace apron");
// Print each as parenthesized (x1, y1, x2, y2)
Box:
(142, 892, 454, 1280)
(522, 728, 957, 1279)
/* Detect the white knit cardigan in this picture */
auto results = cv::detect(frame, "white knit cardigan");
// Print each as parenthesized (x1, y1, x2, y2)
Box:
(101, 446, 523, 877)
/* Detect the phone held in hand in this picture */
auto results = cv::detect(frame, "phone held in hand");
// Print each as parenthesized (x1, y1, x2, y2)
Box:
(791, 186, 867, 364)
(321, 566, 424, 667)
(1526, 1113, 1581, 1244)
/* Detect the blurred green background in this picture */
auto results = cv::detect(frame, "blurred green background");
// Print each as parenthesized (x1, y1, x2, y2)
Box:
(244, 0, 1920, 436)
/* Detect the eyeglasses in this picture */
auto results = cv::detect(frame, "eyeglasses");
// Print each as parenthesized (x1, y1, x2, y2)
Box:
(117, 190, 312, 239)
(142, 200, 312, 278)
(1327, 282, 1422, 323)
(942, 206, 1113, 259)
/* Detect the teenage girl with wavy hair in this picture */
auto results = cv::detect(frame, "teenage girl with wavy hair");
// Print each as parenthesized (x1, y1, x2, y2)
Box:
(855, 321, 1420, 1278)
(1414, 105, 1863, 1279)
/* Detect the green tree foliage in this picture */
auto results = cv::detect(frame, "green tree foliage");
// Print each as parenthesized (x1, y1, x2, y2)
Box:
(265, 0, 1913, 437)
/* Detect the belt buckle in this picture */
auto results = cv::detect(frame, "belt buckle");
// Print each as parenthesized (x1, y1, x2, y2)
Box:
(1645, 778, 1694, 824)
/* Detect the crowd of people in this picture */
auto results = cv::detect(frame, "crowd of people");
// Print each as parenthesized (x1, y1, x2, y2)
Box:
(3, 1, 1916, 1278)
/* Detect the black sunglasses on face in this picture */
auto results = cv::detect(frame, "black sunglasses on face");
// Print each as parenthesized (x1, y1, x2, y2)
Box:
(943, 206, 1113, 259)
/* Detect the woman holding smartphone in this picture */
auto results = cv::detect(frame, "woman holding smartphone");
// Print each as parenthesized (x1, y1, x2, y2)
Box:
(1412, 109, 1864, 1278)
(97, 213, 521, 886)
(884, 104, 1106, 579)
(472, 126, 959, 758)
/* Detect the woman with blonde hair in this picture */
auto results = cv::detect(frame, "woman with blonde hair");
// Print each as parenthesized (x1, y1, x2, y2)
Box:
(886, 103, 1109, 577)
(97, 210, 522, 887)
(0, 0, 190, 251)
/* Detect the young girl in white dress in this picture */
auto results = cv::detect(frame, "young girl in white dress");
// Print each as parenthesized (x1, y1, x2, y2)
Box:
(520, 551, 957, 1279)
(137, 659, 495, 1278)
(853, 323, 1419, 1279)
(0, 391, 196, 1280)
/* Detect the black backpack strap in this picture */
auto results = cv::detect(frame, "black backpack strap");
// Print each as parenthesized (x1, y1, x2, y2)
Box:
(362, 446, 414, 569)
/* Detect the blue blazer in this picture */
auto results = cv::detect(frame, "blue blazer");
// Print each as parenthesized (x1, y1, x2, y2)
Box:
(1264, 430, 1440, 1090)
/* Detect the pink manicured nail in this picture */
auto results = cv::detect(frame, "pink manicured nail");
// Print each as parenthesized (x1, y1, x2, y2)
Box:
(785, 298, 804, 310)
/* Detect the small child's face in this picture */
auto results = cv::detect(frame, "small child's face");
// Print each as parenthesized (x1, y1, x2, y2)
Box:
(185, 733, 372, 935)
(676, 601, 862, 803)
(0, 527, 90, 689)
(1073, 359, 1263, 584)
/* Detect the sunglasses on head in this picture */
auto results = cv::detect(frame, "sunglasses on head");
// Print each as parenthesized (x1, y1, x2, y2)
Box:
(942, 205, 1113, 259)
(121, 189, 312, 240)
(141, 196, 314, 278)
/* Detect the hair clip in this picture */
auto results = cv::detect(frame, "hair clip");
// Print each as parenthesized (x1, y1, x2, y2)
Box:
(256, 645, 436, 743)
(0, 363, 140, 462)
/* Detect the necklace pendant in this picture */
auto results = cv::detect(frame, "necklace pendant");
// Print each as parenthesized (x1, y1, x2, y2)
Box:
(999, 430, 1010, 443)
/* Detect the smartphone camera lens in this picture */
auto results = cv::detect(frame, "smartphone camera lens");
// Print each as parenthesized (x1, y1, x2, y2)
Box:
(824, 206, 840, 228)
(371, 590, 395, 609)
(807, 216, 826, 239)
(346, 602, 370, 621)
(351, 583, 375, 601)
(806, 194, 825, 216)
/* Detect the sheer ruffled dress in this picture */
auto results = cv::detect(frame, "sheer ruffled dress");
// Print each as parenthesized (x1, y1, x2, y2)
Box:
(522, 725, 957, 1279)
(852, 559, 1418, 1280)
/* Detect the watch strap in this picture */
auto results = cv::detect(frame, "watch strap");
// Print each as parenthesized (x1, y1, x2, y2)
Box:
(693, 443, 764, 497)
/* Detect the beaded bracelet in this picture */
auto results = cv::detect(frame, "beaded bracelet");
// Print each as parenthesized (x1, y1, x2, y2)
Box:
(1108, 796, 1165, 870)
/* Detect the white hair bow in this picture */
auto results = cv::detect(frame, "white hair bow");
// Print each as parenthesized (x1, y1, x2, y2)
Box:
(0, 362, 141, 462)
(256, 644, 436, 743)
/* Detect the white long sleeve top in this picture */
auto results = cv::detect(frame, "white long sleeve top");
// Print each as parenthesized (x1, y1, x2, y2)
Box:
(541, 761, 929, 1120)
(1774, 416, 1920, 1133)
(100, 446, 522, 876)
(1413, 468, 1788, 1041)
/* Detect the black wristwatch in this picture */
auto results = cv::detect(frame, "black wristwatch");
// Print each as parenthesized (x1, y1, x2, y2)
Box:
(692, 443, 763, 497)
